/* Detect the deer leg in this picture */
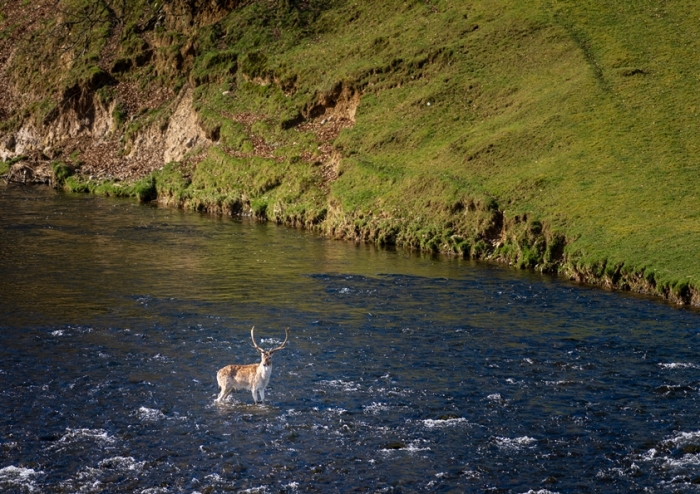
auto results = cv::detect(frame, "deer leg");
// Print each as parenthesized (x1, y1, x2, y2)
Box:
(258, 388, 265, 404)
(217, 383, 231, 403)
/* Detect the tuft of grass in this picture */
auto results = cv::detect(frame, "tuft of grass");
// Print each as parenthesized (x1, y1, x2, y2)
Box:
(63, 174, 156, 202)
(51, 161, 73, 185)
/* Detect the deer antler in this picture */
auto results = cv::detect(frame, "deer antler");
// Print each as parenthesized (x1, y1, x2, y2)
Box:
(268, 327, 290, 354)
(250, 326, 264, 353)
(250, 326, 289, 353)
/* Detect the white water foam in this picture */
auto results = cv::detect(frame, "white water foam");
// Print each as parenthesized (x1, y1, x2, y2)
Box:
(237, 486, 269, 494)
(519, 490, 560, 494)
(58, 457, 144, 492)
(658, 362, 700, 370)
(461, 469, 482, 480)
(493, 436, 537, 451)
(260, 337, 286, 345)
(98, 456, 146, 471)
(52, 428, 116, 447)
(380, 440, 432, 454)
(660, 430, 700, 448)
(596, 467, 627, 480)
(662, 454, 700, 468)
(363, 402, 391, 415)
(420, 417, 469, 429)
(318, 379, 362, 392)
(386, 388, 413, 398)
(640, 448, 658, 461)
(0, 466, 43, 493)
(636, 430, 700, 476)
(138, 407, 167, 422)
(58, 466, 102, 492)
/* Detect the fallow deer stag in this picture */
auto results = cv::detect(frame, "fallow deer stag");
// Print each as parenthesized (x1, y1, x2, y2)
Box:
(216, 326, 289, 404)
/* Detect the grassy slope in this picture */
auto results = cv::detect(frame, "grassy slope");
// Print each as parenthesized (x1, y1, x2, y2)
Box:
(4, 0, 700, 299)
(273, 0, 700, 290)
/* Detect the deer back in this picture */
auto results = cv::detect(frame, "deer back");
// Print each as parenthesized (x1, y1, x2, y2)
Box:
(217, 363, 259, 389)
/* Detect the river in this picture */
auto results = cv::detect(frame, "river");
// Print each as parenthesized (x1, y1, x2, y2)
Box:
(1, 184, 700, 493)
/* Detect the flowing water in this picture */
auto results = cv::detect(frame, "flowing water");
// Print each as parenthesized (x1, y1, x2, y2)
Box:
(2, 185, 700, 493)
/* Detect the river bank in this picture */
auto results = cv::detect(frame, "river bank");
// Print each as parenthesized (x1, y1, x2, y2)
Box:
(2, 171, 694, 309)
(2, 1, 700, 306)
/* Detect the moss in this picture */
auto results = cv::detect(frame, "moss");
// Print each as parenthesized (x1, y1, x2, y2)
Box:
(220, 121, 254, 152)
(5, 155, 27, 167)
(250, 196, 269, 219)
(190, 49, 238, 87)
(51, 161, 73, 185)
(63, 65, 114, 97)
(153, 162, 192, 205)
(95, 86, 115, 105)
(63, 175, 93, 194)
(132, 175, 157, 202)
(111, 102, 127, 128)
(240, 51, 270, 81)
(63, 174, 156, 202)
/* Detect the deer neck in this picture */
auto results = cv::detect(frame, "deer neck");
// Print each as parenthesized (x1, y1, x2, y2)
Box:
(257, 360, 272, 378)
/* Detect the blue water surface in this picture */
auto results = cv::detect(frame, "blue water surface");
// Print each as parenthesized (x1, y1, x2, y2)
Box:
(1, 184, 700, 493)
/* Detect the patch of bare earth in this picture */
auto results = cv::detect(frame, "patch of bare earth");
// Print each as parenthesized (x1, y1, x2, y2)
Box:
(215, 111, 282, 161)
(214, 109, 352, 193)
(77, 81, 173, 181)
(296, 115, 353, 192)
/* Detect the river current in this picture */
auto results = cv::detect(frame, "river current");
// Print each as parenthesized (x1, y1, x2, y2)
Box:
(1, 184, 700, 493)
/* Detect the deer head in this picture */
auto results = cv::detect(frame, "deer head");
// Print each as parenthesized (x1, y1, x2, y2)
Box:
(250, 326, 289, 367)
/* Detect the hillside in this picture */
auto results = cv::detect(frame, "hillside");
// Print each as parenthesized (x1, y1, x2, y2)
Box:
(2, 0, 700, 305)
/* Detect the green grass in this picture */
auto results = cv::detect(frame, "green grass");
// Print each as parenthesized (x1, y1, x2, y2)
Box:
(63, 174, 156, 202)
(248, 0, 700, 294)
(6, 0, 700, 302)
(154, 149, 327, 225)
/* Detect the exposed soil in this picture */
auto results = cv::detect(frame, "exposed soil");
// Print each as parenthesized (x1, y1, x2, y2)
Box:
(296, 115, 354, 192)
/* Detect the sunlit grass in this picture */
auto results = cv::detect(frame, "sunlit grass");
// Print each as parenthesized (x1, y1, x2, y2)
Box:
(160, 0, 700, 291)
(8, 0, 700, 297)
